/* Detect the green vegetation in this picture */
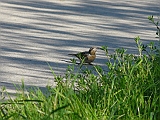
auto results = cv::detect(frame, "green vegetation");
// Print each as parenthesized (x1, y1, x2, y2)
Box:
(0, 16, 160, 120)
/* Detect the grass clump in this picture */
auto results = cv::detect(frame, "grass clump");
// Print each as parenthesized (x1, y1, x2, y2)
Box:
(0, 16, 160, 120)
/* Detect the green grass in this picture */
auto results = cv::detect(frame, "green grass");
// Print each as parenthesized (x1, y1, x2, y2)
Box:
(0, 16, 160, 120)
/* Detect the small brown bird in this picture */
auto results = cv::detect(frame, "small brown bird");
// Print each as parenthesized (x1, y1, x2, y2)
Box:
(68, 47, 97, 64)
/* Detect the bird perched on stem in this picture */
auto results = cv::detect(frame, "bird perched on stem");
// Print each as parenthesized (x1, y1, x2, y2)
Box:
(68, 47, 97, 64)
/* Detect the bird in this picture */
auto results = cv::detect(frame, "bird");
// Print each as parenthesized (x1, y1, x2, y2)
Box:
(68, 47, 97, 64)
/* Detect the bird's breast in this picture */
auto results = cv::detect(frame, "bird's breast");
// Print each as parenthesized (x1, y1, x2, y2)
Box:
(85, 55, 96, 63)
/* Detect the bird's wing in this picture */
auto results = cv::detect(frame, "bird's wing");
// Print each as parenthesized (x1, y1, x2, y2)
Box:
(80, 51, 89, 56)
(68, 51, 89, 60)
(78, 51, 90, 58)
